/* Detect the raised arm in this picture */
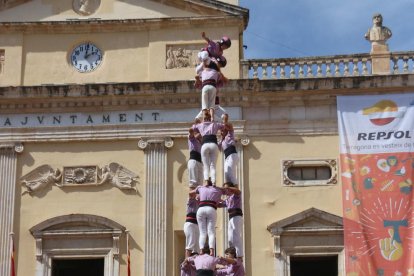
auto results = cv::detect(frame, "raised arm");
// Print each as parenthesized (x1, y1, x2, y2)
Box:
(225, 186, 241, 195)
(196, 62, 205, 74)
(201, 31, 211, 43)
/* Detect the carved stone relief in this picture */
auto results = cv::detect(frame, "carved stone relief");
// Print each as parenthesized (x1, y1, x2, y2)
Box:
(165, 44, 203, 69)
(63, 166, 98, 185)
(72, 0, 101, 16)
(21, 162, 138, 195)
(97, 162, 138, 191)
(20, 165, 62, 195)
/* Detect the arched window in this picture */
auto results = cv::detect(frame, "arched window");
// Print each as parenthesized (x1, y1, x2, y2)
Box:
(30, 214, 125, 276)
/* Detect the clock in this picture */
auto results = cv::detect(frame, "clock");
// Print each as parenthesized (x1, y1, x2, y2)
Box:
(70, 42, 103, 73)
(73, 0, 101, 16)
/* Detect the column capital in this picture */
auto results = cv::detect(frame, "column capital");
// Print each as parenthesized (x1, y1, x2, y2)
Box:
(0, 143, 24, 153)
(238, 135, 250, 146)
(137, 137, 174, 150)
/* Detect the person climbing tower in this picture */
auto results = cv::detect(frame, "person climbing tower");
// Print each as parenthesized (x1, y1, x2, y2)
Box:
(198, 31, 231, 66)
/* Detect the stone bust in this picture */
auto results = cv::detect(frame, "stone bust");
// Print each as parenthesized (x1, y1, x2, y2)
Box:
(365, 13, 392, 44)
(73, 0, 101, 16)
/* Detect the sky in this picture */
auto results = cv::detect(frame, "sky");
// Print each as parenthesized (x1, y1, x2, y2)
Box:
(239, 0, 414, 59)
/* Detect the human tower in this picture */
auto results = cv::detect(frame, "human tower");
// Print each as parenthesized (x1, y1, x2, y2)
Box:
(180, 32, 245, 276)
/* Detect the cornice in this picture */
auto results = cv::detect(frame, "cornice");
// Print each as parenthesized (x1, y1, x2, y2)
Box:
(182, 0, 249, 28)
(0, 0, 30, 12)
(0, 0, 249, 28)
(0, 120, 247, 142)
(0, 75, 413, 140)
(1, 75, 413, 107)
(0, 16, 244, 33)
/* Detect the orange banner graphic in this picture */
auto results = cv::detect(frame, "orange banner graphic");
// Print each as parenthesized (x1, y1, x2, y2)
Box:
(338, 94, 414, 276)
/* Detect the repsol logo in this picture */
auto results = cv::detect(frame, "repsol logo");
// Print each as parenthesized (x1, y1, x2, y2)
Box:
(357, 131, 412, 141)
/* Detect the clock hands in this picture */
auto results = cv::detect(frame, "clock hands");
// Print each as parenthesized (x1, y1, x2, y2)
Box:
(84, 43, 90, 59)
(85, 51, 99, 59)
(72, 43, 102, 72)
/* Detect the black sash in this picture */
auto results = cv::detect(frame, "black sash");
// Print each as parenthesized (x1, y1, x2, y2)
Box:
(207, 61, 219, 71)
(199, 200, 217, 210)
(202, 79, 217, 88)
(228, 208, 243, 219)
(186, 212, 198, 224)
(190, 150, 202, 163)
(196, 269, 214, 276)
(202, 135, 218, 145)
(224, 145, 237, 159)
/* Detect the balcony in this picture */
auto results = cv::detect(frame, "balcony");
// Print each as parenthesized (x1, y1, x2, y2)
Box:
(240, 51, 414, 79)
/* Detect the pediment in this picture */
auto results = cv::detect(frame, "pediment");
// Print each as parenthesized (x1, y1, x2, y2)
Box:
(0, 0, 30, 11)
(30, 214, 126, 237)
(0, 0, 248, 27)
(267, 208, 343, 236)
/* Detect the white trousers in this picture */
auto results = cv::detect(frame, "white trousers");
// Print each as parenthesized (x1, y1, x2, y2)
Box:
(188, 159, 203, 187)
(201, 143, 219, 184)
(184, 222, 200, 253)
(201, 85, 217, 110)
(197, 206, 217, 249)
(224, 153, 239, 185)
(228, 215, 244, 257)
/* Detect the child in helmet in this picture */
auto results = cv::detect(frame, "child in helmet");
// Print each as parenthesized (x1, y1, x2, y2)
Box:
(198, 32, 231, 66)
(201, 32, 231, 58)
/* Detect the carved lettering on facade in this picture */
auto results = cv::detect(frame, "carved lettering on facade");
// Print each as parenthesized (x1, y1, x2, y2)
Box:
(0, 108, 241, 129)
(166, 44, 203, 69)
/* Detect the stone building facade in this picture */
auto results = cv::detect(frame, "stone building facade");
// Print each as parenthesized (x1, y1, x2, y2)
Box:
(0, 1, 413, 276)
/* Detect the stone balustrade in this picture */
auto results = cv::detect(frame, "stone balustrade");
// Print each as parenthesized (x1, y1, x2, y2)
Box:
(390, 51, 414, 74)
(240, 51, 414, 79)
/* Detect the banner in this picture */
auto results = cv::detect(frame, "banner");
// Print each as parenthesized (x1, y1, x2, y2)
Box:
(127, 231, 131, 276)
(337, 94, 414, 276)
(10, 233, 15, 276)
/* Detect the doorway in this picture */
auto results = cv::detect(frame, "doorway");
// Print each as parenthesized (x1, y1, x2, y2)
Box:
(52, 258, 104, 276)
(290, 255, 338, 276)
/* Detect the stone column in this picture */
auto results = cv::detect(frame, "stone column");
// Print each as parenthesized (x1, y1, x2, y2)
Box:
(0, 143, 23, 276)
(222, 136, 250, 252)
(138, 137, 173, 276)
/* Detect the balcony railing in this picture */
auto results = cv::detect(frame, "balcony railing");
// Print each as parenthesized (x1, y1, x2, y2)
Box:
(240, 51, 414, 79)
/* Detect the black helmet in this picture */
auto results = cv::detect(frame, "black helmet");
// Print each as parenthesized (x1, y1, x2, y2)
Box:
(219, 36, 231, 48)
(216, 56, 227, 68)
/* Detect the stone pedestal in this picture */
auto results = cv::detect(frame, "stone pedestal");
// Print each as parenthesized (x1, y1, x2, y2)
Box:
(370, 43, 391, 75)
(138, 137, 173, 276)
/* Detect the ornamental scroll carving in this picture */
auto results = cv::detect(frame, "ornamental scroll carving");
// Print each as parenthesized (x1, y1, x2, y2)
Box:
(21, 163, 138, 195)
(165, 44, 203, 69)
(281, 159, 338, 186)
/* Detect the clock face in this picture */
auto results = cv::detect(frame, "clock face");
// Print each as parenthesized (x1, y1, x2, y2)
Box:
(70, 42, 103, 73)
